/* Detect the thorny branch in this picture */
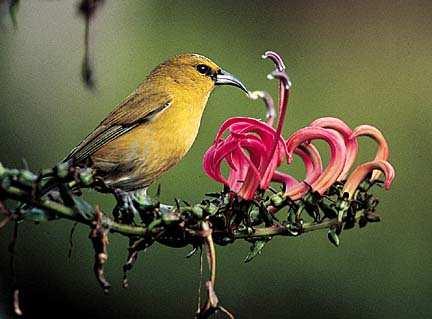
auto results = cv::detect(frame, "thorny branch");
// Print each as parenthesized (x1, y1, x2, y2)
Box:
(90, 206, 111, 293)
(0, 159, 388, 318)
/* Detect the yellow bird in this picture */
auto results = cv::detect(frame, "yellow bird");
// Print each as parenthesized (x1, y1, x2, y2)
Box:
(64, 53, 247, 209)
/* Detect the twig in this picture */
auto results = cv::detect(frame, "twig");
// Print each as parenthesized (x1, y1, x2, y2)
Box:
(13, 289, 22, 316)
(9, 221, 22, 316)
(196, 246, 203, 315)
(89, 205, 111, 293)
(0, 162, 385, 318)
(197, 221, 234, 319)
(68, 222, 78, 259)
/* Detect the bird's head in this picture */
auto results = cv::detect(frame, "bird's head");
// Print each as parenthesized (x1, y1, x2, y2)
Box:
(148, 53, 248, 98)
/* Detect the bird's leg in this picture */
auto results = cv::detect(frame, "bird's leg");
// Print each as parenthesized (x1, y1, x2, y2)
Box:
(113, 189, 139, 224)
(133, 187, 173, 214)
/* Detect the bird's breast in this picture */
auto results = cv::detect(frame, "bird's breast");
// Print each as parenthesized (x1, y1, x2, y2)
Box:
(93, 97, 207, 182)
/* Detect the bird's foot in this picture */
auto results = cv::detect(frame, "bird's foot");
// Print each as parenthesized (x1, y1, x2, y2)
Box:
(113, 189, 139, 224)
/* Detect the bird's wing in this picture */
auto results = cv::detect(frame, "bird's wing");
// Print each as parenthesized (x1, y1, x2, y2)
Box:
(65, 90, 172, 163)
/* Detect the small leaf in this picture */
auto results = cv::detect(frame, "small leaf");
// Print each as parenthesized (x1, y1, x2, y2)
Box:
(155, 184, 162, 198)
(18, 170, 37, 186)
(1, 176, 11, 189)
(0, 162, 6, 177)
(358, 216, 368, 228)
(327, 228, 340, 247)
(147, 219, 162, 232)
(205, 202, 218, 215)
(72, 196, 95, 220)
(365, 212, 381, 223)
(258, 203, 273, 226)
(191, 205, 203, 219)
(244, 238, 271, 263)
(79, 168, 94, 185)
(133, 193, 154, 208)
(161, 212, 180, 225)
(55, 162, 70, 179)
(270, 194, 284, 207)
(22, 207, 55, 222)
(205, 192, 221, 198)
(185, 246, 198, 258)
(248, 208, 261, 225)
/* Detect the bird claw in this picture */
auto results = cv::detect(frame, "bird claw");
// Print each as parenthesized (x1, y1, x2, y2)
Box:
(113, 189, 139, 224)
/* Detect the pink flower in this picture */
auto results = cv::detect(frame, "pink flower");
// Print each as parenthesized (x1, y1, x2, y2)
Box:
(203, 51, 290, 200)
(203, 50, 395, 204)
(309, 117, 358, 181)
(350, 125, 390, 181)
(203, 117, 286, 200)
(337, 159, 395, 224)
(281, 126, 347, 200)
(343, 160, 395, 199)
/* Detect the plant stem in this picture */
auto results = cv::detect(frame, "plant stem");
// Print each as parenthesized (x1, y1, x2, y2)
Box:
(233, 212, 363, 239)
(1, 185, 147, 237)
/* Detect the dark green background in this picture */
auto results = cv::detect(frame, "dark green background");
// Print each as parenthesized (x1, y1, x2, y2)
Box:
(0, 1, 431, 318)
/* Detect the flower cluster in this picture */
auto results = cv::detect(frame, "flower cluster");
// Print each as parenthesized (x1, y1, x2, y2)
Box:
(203, 51, 395, 204)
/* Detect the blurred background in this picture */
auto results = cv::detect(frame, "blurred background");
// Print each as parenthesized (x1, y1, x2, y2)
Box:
(0, 1, 431, 318)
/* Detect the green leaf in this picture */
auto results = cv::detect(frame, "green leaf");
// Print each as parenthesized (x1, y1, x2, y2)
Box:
(147, 219, 162, 232)
(55, 162, 70, 178)
(191, 205, 203, 219)
(244, 238, 271, 263)
(79, 168, 94, 186)
(72, 196, 95, 220)
(0, 163, 5, 177)
(327, 229, 340, 247)
(133, 192, 154, 208)
(270, 194, 284, 207)
(1, 176, 11, 189)
(248, 208, 261, 225)
(206, 203, 218, 215)
(161, 212, 180, 225)
(18, 170, 37, 186)
(205, 192, 222, 198)
(22, 207, 55, 222)
(365, 212, 381, 223)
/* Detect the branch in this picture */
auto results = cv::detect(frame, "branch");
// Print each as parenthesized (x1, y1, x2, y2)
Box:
(0, 161, 384, 318)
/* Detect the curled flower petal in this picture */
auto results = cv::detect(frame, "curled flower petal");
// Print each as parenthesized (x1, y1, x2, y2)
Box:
(272, 171, 299, 190)
(285, 127, 347, 196)
(268, 70, 292, 90)
(215, 117, 277, 144)
(203, 116, 287, 200)
(343, 160, 395, 200)
(248, 91, 276, 126)
(263, 51, 286, 72)
(262, 54, 291, 190)
(226, 150, 249, 192)
(272, 144, 322, 200)
(351, 125, 390, 181)
(203, 139, 239, 184)
(309, 117, 358, 181)
(296, 143, 323, 184)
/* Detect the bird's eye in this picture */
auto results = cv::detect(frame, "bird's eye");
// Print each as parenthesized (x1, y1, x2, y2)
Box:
(196, 64, 211, 75)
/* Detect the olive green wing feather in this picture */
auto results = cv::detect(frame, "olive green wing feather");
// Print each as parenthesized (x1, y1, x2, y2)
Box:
(65, 89, 172, 163)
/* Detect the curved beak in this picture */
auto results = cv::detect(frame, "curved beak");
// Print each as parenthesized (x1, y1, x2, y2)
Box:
(215, 69, 248, 94)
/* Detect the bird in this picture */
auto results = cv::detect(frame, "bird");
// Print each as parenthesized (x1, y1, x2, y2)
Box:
(62, 53, 248, 215)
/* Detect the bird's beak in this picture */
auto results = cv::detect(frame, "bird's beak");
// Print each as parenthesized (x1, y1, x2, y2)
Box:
(215, 69, 248, 94)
